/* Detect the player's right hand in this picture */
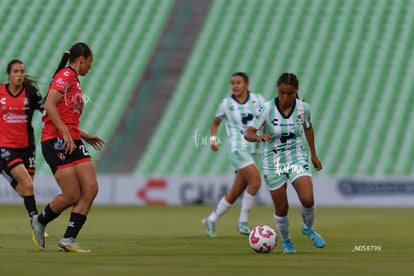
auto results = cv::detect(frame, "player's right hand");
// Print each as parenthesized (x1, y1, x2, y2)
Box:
(257, 134, 270, 142)
(63, 132, 76, 154)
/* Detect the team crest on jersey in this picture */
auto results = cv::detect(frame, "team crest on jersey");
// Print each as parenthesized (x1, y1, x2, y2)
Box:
(297, 114, 303, 125)
(23, 97, 29, 106)
(57, 152, 65, 161)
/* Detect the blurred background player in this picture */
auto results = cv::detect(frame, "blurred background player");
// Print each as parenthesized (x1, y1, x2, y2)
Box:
(0, 59, 45, 242)
(31, 42, 105, 252)
(245, 72, 325, 253)
(202, 72, 266, 237)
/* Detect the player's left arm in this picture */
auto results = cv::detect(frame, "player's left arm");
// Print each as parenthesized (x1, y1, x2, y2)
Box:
(303, 124, 322, 171)
(26, 84, 44, 113)
(80, 130, 105, 150)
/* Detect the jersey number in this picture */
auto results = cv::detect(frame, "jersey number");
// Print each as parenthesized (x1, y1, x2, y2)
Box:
(79, 145, 90, 156)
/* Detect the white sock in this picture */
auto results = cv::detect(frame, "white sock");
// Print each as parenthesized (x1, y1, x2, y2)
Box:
(208, 197, 231, 222)
(274, 214, 290, 241)
(239, 192, 255, 223)
(301, 205, 315, 229)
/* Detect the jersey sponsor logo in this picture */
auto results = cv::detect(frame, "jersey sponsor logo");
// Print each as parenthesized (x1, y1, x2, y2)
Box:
(55, 77, 69, 90)
(251, 100, 259, 108)
(73, 101, 84, 114)
(2, 112, 27, 123)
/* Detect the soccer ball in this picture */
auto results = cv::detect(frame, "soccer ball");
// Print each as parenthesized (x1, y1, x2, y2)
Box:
(248, 225, 277, 253)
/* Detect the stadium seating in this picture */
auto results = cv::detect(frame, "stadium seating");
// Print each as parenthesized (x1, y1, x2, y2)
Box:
(136, 0, 414, 176)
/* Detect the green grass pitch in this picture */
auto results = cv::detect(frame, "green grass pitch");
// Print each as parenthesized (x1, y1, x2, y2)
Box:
(0, 204, 413, 275)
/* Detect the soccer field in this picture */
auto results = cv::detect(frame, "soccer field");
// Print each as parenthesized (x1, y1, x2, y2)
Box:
(0, 204, 413, 276)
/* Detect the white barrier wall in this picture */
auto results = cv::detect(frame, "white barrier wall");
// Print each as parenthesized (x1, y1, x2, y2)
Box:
(1, 175, 413, 206)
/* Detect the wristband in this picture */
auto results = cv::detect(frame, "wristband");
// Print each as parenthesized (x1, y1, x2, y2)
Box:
(210, 135, 217, 144)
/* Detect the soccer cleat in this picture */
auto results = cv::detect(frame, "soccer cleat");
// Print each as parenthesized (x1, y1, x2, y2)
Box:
(58, 237, 91, 253)
(201, 217, 217, 237)
(282, 238, 296, 254)
(302, 226, 326, 248)
(31, 214, 45, 250)
(237, 222, 250, 235)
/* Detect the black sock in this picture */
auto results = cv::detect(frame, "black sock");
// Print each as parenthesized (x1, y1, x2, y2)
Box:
(38, 204, 60, 225)
(63, 212, 87, 239)
(23, 195, 38, 218)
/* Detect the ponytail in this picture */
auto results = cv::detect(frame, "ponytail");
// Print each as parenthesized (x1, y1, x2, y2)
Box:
(53, 51, 71, 77)
(53, 42, 92, 77)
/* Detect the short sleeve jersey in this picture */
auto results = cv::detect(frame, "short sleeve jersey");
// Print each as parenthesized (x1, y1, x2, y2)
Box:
(250, 97, 311, 173)
(0, 83, 44, 148)
(42, 67, 84, 141)
(215, 92, 266, 153)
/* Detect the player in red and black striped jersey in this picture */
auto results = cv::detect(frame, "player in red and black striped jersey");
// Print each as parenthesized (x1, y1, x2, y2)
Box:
(0, 59, 44, 223)
(31, 42, 105, 252)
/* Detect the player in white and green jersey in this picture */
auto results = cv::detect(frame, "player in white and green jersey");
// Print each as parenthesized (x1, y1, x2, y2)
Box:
(202, 72, 266, 238)
(245, 73, 325, 254)
(254, 95, 311, 184)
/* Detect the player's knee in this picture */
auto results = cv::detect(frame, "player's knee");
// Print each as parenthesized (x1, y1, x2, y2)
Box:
(63, 191, 81, 206)
(16, 178, 34, 195)
(248, 178, 261, 193)
(302, 199, 314, 208)
(300, 195, 314, 208)
(83, 181, 99, 201)
(90, 183, 99, 198)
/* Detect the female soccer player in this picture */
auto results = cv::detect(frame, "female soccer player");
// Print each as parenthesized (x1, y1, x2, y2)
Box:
(202, 72, 266, 237)
(0, 59, 44, 234)
(244, 72, 325, 253)
(31, 42, 104, 252)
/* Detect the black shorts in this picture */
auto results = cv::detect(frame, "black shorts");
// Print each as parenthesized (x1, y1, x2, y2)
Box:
(42, 138, 92, 174)
(0, 147, 36, 188)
